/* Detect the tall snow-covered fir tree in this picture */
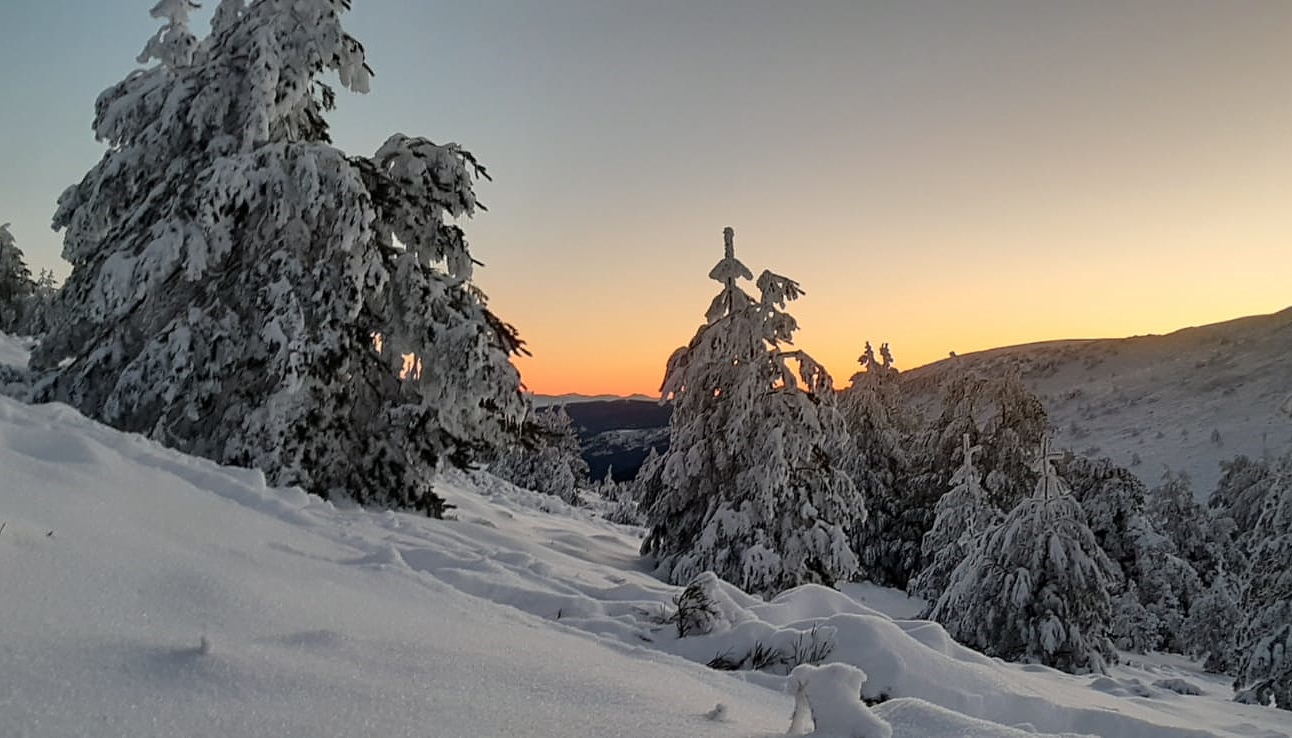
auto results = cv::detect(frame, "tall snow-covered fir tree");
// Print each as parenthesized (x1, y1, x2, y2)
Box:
(30, 1, 526, 515)
(640, 228, 865, 598)
(489, 406, 589, 505)
(0, 223, 35, 333)
(910, 433, 1001, 603)
(1233, 451, 1292, 709)
(1147, 471, 1226, 584)
(928, 438, 1118, 674)
(840, 341, 918, 588)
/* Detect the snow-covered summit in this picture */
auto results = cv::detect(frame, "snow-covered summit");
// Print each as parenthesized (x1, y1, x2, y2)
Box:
(903, 307, 1292, 494)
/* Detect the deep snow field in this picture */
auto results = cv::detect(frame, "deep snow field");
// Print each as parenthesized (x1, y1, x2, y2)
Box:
(2, 333, 1290, 738)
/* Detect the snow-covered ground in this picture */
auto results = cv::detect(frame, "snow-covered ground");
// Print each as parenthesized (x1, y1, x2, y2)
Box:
(0, 332, 32, 370)
(3, 335, 1290, 737)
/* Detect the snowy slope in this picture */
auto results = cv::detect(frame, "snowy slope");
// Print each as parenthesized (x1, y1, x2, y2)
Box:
(902, 307, 1292, 495)
(0, 398, 790, 738)
(4, 392, 1291, 737)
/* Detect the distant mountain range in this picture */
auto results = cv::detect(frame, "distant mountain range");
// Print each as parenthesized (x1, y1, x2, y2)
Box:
(543, 307, 1292, 496)
(530, 397, 672, 482)
(531, 393, 657, 407)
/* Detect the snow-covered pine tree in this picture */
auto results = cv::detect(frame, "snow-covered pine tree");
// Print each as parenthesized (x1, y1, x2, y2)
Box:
(910, 433, 1001, 603)
(928, 438, 1119, 674)
(0, 223, 35, 333)
(641, 228, 865, 598)
(978, 372, 1049, 511)
(1180, 573, 1244, 674)
(490, 406, 589, 505)
(18, 269, 60, 336)
(1147, 471, 1225, 583)
(840, 341, 916, 588)
(1109, 581, 1160, 654)
(632, 445, 667, 515)
(897, 370, 1047, 589)
(1233, 451, 1292, 709)
(30, 1, 526, 515)
(1057, 455, 1147, 576)
(602, 465, 644, 526)
(1210, 454, 1276, 556)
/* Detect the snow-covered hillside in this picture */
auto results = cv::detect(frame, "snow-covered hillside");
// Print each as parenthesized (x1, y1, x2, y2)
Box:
(4, 379, 1289, 735)
(903, 307, 1292, 495)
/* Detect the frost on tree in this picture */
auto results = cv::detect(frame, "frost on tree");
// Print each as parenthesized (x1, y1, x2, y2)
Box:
(641, 228, 865, 598)
(490, 406, 589, 505)
(910, 433, 1001, 603)
(0, 223, 36, 333)
(30, 1, 526, 515)
(928, 438, 1118, 674)
(1233, 451, 1292, 709)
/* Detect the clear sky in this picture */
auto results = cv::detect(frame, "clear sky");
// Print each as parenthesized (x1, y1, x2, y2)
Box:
(1, 1, 1289, 396)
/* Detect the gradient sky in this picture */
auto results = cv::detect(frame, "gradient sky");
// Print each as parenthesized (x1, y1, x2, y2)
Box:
(1, 1, 1289, 396)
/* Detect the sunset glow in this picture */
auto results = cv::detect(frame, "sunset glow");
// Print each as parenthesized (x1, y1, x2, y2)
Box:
(1, 2, 1288, 396)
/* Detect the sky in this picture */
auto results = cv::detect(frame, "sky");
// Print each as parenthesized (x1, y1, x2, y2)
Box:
(0, 1, 1288, 396)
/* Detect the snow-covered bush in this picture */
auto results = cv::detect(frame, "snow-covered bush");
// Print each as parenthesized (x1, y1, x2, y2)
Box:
(788, 662, 892, 738)
(31, 1, 526, 515)
(928, 440, 1118, 674)
(641, 228, 865, 598)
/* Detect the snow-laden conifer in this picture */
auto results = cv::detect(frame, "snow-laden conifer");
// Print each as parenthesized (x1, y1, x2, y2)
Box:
(1233, 451, 1292, 709)
(0, 223, 35, 333)
(910, 433, 1001, 602)
(978, 372, 1050, 511)
(897, 370, 1047, 589)
(1180, 573, 1243, 673)
(641, 228, 864, 598)
(928, 438, 1118, 674)
(1147, 471, 1225, 583)
(1210, 454, 1276, 555)
(840, 341, 917, 588)
(490, 406, 588, 505)
(1059, 455, 1203, 652)
(1058, 456, 1147, 576)
(31, 1, 526, 515)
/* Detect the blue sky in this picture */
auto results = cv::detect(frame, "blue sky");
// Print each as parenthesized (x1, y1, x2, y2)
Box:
(1, 1, 1289, 393)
